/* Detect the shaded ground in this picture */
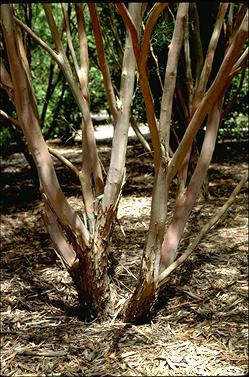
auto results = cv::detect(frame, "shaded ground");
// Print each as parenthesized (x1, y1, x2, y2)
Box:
(0, 136, 248, 376)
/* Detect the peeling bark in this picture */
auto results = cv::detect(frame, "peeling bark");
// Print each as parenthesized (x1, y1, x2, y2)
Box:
(103, 3, 143, 210)
(1, 3, 248, 324)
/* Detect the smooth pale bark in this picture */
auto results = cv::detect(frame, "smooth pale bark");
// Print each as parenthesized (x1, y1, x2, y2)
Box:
(123, 4, 189, 323)
(232, 47, 248, 72)
(193, 3, 228, 112)
(121, 2, 187, 321)
(74, 3, 145, 319)
(116, 3, 162, 168)
(167, 10, 248, 184)
(44, 4, 104, 197)
(2, 3, 248, 323)
(88, 3, 118, 123)
(160, 98, 223, 271)
(158, 170, 248, 288)
(178, 4, 231, 194)
(130, 115, 151, 153)
(102, 3, 143, 211)
(1, 4, 90, 252)
(61, 3, 80, 76)
(159, 3, 189, 155)
(88, 3, 151, 153)
(184, 10, 194, 114)
(76, 5, 104, 197)
(123, 162, 169, 323)
(75, 4, 98, 232)
(2, 4, 111, 319)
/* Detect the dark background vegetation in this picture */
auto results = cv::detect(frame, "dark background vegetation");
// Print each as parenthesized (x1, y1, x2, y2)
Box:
(0, 3, 248, 159)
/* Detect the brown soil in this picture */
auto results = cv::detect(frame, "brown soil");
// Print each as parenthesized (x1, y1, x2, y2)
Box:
(1, 137, 248, 376)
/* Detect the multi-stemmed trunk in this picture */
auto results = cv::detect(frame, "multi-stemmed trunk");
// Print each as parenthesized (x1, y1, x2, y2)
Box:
(1, 3, 143, 320)
(1, 3, 248, 322)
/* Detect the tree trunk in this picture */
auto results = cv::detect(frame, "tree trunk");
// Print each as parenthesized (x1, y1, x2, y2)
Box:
(1, 3, 143, 320)
(123, 3, 189, 323)
(160, 98, 223, 271)
(2, 3, 248, 324)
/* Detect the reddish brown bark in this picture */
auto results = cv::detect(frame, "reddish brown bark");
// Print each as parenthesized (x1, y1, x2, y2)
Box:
(1, 4, 248, 324)
(160, 99, 223, 271)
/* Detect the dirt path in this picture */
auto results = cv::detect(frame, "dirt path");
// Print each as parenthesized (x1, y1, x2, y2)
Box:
(1, 138, 248, 376)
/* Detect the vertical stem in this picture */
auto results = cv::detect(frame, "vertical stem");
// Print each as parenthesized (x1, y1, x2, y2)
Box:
(184, 10, 194, 114)
(75, 3, 104, 198)
(159, 3, 189, 158)
(88, 3, 118, 123)
(1, 4, 90, 249)
(160, 98, 224, 271)
(102, 3, 143, 210)
(61, 3, 80, 76)
(167, 9, 248, 184)
(193, 3, 228, 109)
(190, 3, 203, 88)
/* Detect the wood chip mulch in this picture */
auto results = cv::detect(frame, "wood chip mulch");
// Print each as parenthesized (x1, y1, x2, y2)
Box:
(1, 140, 248, 376)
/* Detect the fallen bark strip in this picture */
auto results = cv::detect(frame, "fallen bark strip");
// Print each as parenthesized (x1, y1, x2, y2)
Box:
(18, 348, 68, 357)
(158, 170, 248, 289)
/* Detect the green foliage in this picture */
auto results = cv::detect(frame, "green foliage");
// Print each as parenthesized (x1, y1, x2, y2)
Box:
(219, 69, 249, 140)
(46, 87, 81, 141)
(219, 113, 248, 140)
(132, 8, 174, 122)
(2, 3, 248, 156)
(225, 69, 248, 115)
(0, 126, 15, 156)
(89, 66, 107, 112)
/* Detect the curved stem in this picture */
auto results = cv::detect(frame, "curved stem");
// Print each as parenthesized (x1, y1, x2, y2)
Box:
(158, 170, 248, 288)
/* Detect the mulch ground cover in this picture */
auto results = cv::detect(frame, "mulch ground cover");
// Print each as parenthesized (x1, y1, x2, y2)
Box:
(1, 137, 248, 376)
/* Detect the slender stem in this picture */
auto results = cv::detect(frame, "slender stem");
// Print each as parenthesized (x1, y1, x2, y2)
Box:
(48, 147, 80, 178)
(190, 3, 203, 87)
(40, 61, 56, 127)
(108, 5, 124, 58)
(0, 109, 20, 128)
(102, 3, 143, 210)
(75, 3, 89, 92)
(161, 97, 223, 271)
(158, 170, 248, 288)
(115, 3, 141, 63)
(227, 3, 234, 39)
(194, 3, 228, 107)
(232, 46, 248, 72)
(88, 3, 117, 122)
(116, 2, 162, 168)
(61, 3, 80, 76)
(76, 4, 104, 197)
(1, 3, 90, 249)
(184, 10, 194, 114)
(222, 69, 246, 119)
(14, 15, 60, 64)
(228, 4, 247, 46)
(140, 3, 168, 69)
(130, 114, 151, 152)
(167, 10, 248, 184)
(159, 3, 189, 158)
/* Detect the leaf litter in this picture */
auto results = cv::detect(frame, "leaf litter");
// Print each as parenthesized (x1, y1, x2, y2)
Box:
(1, 138, 248, 376)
